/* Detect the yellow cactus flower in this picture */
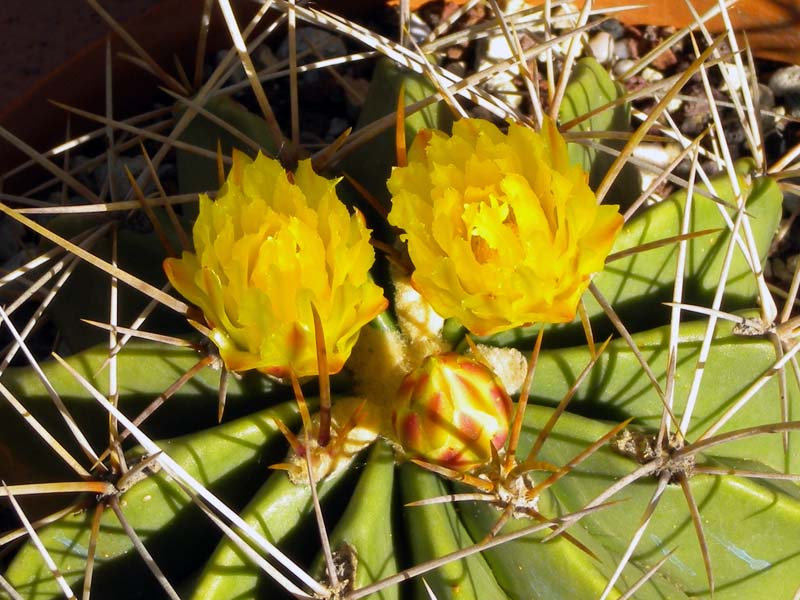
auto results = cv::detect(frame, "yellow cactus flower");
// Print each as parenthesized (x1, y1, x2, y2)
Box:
(164, 150, 388, 378)
(387, 118, 623, 337)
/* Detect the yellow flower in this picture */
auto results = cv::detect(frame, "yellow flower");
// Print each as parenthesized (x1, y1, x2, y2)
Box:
(164, 150, 387, 378)
(387, 118, 623, 337)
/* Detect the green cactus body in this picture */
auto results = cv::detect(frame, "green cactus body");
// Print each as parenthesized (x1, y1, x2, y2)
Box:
(4, 401, 300, 599)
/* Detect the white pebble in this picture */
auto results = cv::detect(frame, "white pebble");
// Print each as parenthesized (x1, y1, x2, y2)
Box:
(641, 67, 664, 83)
(769, 65, 800, 97)
(477, 21, 524, 109)
(613, 59, 636, 78)
(613, 39, 630, 61)
(484, 32, 514, 63)
(758, 83, 776, 109)
(719, 63, 745, 93)
(408, 13, 431, 44)
(633, 143, 682, 190)
(633, 142, 682, 169)
(589, 31, 614, 65)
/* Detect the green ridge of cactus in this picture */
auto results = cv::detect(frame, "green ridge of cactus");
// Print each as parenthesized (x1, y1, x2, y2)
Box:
(5, 401, 300, 599)
(1, 7, 797, 600)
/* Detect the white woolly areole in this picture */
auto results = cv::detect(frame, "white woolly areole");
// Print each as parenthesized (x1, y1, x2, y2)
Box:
(285, 396, 379, 485)
(474, 345, 528, 396)
(393, 276, 448, 365)
(347, 324, 411, 439)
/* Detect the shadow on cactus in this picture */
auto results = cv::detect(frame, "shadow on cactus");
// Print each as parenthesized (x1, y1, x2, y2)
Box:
(1, 2, 800, 600)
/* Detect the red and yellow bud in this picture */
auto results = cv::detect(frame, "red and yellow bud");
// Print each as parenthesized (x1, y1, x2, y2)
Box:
(392, 353, 513, 471)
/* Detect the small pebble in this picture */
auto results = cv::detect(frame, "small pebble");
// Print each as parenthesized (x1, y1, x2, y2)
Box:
(758, 83, 775, 109)
(613, 39, 631, 61)
(769, 65, 800, 98)
(719, 63, 745, 93)
(633, 143, 682, 190)
(408, 13, 431, 44)
(787, 96, 800, 119)
(484, 31, 514, 62)
(588, 31, 613, 65)
(640, 67, 664, 83)
(598, 18, 625, 40)
(773, 105, 788, 132)
(667, 97, 683, 113)
(477, 25, 523, 109)
(758, 84, 776, 132)
(613, 59, 635, 78)
(633, 142, 682, 168)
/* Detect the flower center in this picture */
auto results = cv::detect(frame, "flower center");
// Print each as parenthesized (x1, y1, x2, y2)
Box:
(471, 236, 498, 264)
(464, 197, 518, 264)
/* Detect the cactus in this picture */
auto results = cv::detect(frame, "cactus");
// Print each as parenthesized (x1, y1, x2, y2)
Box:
(1, 2, 799, 599)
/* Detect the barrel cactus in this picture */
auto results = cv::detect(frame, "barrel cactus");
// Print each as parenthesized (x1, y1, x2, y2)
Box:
(1, 2, 799, 599)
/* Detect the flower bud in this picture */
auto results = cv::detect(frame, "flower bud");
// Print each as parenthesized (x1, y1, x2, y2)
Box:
(392, 353, 512, 471)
